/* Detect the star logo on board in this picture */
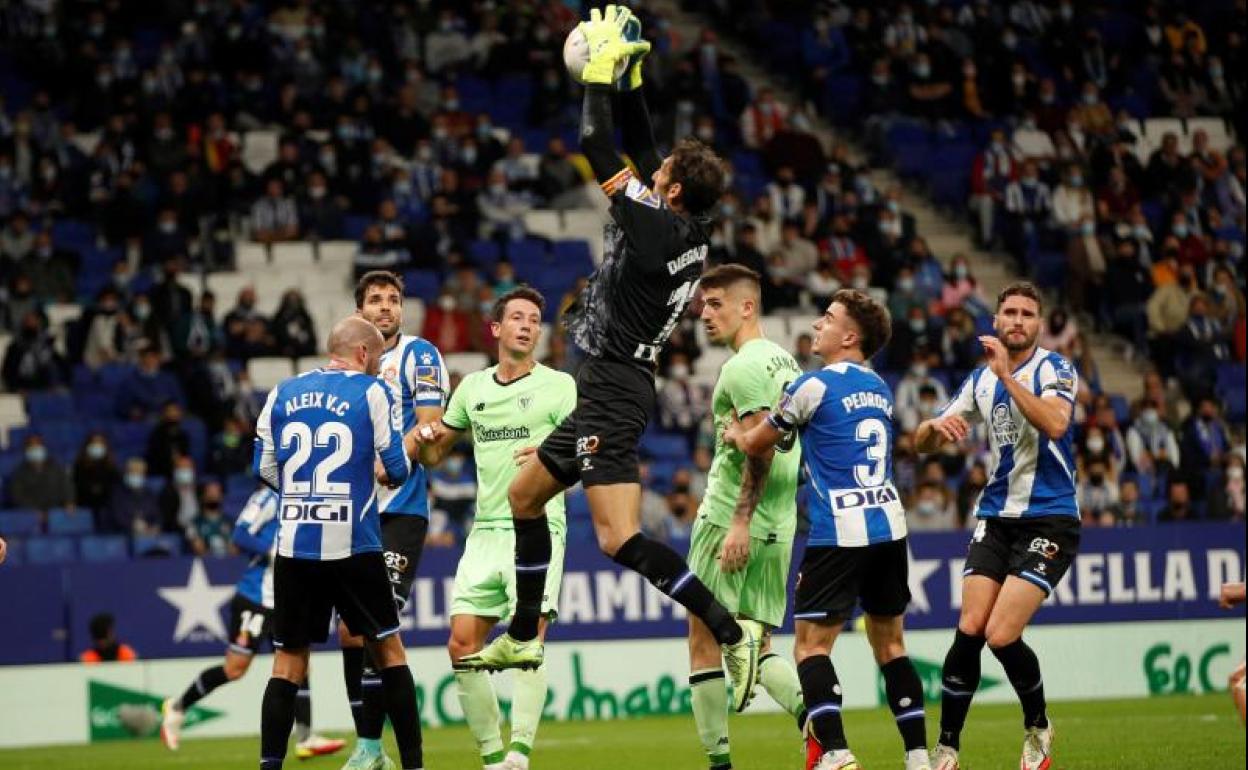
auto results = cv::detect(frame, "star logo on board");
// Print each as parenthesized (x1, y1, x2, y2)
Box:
(906, 547, 942, 614)
(157, 559, 234, 643)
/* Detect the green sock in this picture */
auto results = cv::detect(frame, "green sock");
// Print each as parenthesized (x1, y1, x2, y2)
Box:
(455, 670, 505, 763)
(759, 653, 806, 722)
(357, 737, 382, 755)
(690, 668, 731, 767)
(508, 662, 547, 754)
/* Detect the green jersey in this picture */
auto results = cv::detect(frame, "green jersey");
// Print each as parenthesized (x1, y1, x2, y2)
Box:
(442, 363, 577, 529)
(699, 337, 802, 543)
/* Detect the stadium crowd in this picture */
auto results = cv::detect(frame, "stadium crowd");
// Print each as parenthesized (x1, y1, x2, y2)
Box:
(0, 0, 1244, 565)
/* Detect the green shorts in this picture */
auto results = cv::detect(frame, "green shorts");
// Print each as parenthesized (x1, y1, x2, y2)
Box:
(449, 524, 566, 622)
(687, 518, 793, 629)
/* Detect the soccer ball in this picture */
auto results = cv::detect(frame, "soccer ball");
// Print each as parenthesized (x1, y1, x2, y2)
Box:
(562, 16, 642, 86)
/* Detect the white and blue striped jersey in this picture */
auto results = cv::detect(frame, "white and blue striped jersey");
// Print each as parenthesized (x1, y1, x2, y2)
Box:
(231, 487, 279, 607)
(770, 361, 906, 547)
(940, 346, 1079, 519)
(376, 335, 448, 517)
(254, 368, 411, 560)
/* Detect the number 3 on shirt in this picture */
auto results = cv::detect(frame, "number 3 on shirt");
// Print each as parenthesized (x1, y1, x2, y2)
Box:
(854, 417, 888, 487)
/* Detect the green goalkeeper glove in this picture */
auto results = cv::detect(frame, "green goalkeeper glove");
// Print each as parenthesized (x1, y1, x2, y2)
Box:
(618, 13, 651, 91)
(579, 4, 650, 86)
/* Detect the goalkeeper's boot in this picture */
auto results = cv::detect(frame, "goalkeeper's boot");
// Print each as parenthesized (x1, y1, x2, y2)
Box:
(1020, 722, 1054, 770)
(160, 698, 184, 751)
(722, 619, 762, 713)
(904, 749, 932, 770)
(930, 744, 960, 770)
(813, 749, 861, 770)
(454, 634, 544, 672)
(295, 734, 346, 759)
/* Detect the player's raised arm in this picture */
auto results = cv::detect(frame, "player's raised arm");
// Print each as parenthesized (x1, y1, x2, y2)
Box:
(981, 336, 1075, 441)
(616, 28, 662, 182)
(576, 7, 650, 190)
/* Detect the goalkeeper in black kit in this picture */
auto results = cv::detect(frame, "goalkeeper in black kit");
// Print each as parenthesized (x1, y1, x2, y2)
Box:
(458, 5, 767, 714)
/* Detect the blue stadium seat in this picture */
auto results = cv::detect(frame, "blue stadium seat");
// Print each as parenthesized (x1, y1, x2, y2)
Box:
(640, 431, 689, 462)
(402, 269, 442, 303)
(1224, 386, 1246, 423)
(468, 240, 501, 271)
(1, 537, 22, 564)
(552, 240, 594, 277)
(25, 536, 77, 565)
(80, 534, 129, 562)
(133, 534, 184, 557)
(1217, 362, 1246, 392)
(46, 508, 94, 536)
(0, 509, 43, 536)
(1109, 395, 1131, 427)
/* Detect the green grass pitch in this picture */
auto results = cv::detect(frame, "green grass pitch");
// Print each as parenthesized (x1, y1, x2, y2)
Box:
(1, 694, 1242, 769)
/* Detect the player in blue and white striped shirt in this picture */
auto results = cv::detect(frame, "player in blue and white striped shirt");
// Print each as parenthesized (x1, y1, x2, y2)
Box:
(253, 316, 424, 770)
(340, 271, 448, 770)
(917, 283, 1079, 770)
(724, 289, 929, 770)
(160, 486, 344, 759)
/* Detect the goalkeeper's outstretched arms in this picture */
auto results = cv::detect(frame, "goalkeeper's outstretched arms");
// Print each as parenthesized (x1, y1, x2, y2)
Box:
(616, 15, 662, 182)
(576, 5, 651, 193)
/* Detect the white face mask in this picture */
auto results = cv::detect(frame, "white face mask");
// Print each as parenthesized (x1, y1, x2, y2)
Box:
(438, 296, 455, 311)
(669, 364, 690, 379)
(1086, 436, 1105, 453)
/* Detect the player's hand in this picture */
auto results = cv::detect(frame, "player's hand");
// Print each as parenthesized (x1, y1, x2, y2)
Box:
(979, 335, 1011, 379)
(580, 4, 651, 85)
(514, 446, 538, 467)
(375, 459, 399, 488)
(412, 421, 445, 445)
(720, 520, 751, 573)
(1220, 582, 1246, 609)
(616, 9, 650, 91)
(933, 415, 971, 444)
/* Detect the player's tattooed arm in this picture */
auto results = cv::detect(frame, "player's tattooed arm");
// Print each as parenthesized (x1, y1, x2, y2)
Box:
(722, 408, 784, 457)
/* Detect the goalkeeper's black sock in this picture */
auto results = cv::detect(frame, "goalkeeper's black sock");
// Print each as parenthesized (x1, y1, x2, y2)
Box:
(798, 656, 848, 752)
(507, 515, 551, 642)
(260, 677, 299, 769)
(991, 638, 1048, 729)
(881, 656, 927, 751)
(611, 533, 741, 645)
(939, 630, 986, 750)
(177, 664, 229, 710)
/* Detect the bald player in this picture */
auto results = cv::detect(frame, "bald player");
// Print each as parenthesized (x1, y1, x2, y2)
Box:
(253, 316, 424, 770)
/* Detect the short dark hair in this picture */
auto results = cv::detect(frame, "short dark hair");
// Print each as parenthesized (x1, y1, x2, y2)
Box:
(699, 263, 761, 294)
(491, 285, 546, 322)
(669, 137, 726, 216)
(996, 281, 1043, 312)
(354, 270, 405, 308)
(830, 288, 892, 360)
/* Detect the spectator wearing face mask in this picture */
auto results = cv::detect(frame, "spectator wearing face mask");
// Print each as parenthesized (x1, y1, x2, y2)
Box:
(186, 480, 233, 557)
(146, 400, 192, 479)
(657, 353, 711, 442)
(74, 432, 121, 519)
(422, 290, 472, 354)
(888, 306, 937, 370)
(1176, 294, 1231, 401)
(159, 455, 201, 533)
(1053, 164, 1095, 234)
(1078, 459, 1120, 525)
(1080, 425, 1118, 480)
(1159, 480, 1195, 522)
(1168, 211, 1210, 268)
(1106, 479, 1144, 527)
(82, 287, 128, 369)
(910, 481, 958, 532)
(969, 128, 1016, 248)
(103, 457, 162, 535)
(1208, 455, 1247, 521)
(1181, 397, 1231, 501)
(2, 310, 65, 391)
(1127, 400, 1181, 476)
(20, 231, 77, 302)
(116, 344, 184, 421)
(940, 255, 985, 315)
(6, 434, 73, 512)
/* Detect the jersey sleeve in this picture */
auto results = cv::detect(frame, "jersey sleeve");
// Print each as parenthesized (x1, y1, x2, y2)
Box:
(1036, 354, 1078, 402)
(769, 373, 826, 432)
(441, 371, 472, 431)
(552, 372, 577, 426)
(252, 387, 281, 489)
(409, 340, 449, 409)
(722, 358, 777, 419)
(608, 175, 680, 272)
(367, 380, 411, 485)
(938, 369, 983, 423)
(231, 490, 278, 556)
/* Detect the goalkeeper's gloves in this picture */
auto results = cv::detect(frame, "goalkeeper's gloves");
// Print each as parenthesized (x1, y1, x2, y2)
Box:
(579, 4, 650, 86)
(618, 12, 650, 91)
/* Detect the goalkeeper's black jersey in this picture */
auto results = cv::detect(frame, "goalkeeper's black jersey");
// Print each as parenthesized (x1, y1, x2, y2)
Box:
(564, 173, 709, 373)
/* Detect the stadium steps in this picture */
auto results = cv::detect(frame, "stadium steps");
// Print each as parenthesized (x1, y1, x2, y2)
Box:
(654, 0, 1144, 403)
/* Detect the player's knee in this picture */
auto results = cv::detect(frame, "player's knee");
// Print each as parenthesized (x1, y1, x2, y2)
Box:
(957, 612, 989, 638)
(447, 634, 479, 663)
(507, 483, 543, 519)
(984, 624, 1021, 649)
(869, 638, 907, 666)
(225, 658, 249, 680)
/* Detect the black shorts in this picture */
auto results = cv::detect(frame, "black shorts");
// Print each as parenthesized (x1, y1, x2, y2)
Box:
(794, 539, 912, 623)
(381, 513, 428, 610)
(538, 358, 654, 488)
(273, 552, 401, 650)
(227, 594, 273, 655)
(964, 515, 1081, 596)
